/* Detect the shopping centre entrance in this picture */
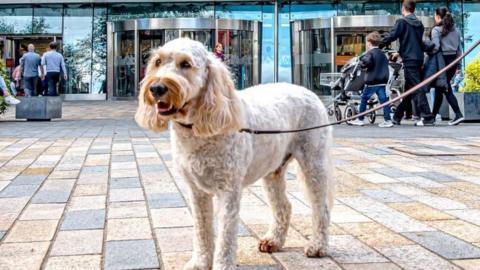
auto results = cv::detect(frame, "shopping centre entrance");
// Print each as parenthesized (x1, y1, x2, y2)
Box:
(290, 15, 434, 95)
(107, 18, 261, 99)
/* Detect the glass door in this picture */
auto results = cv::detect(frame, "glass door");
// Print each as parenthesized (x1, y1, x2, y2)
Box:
(113, 31, 135, 97)
(180, 30, 214, 52)
(139, 30, 164, 82)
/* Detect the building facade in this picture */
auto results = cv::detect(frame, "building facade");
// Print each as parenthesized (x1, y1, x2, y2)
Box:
(0, 0, 479, 100)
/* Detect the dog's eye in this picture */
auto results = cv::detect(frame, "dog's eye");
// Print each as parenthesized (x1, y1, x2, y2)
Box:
(155, 59, 161, 67)
(180, 61, 191, 69)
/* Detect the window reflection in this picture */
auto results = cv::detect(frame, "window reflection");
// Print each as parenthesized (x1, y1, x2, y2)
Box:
(463, 2, 480, 64)
(92, 7, 107, 94)
(337, 1, 399, 16)
(33, 5, 62, 34)
(0, 6, 32, 34)
(63, 5, 93, 94)
(108, 3, 214, 22)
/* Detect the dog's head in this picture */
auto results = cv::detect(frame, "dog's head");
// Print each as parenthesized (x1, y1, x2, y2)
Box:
(135, 38, 243, 137)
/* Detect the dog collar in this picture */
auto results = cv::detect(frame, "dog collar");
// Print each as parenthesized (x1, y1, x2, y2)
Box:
(175, 122, 194, 129)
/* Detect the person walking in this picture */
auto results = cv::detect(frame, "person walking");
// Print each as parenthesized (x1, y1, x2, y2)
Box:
(350, 31, 393, 128)
(41, 42, 67, 96)
(429, 7, 464, 125)
(20, 44, 42, 97)
(0, 75, 20, 105)
(381, 0, 435, 126)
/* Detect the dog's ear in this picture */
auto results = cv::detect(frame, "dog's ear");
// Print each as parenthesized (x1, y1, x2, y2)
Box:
(135, 81, 169, 132)
(192, 54, 243, 137)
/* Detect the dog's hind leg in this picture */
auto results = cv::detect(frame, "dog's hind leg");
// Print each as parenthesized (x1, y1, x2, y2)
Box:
(258, 158, 292, 253)
(295, 133, 334, 257)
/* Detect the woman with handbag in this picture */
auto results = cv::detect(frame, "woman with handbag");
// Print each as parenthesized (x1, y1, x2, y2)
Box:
(429, 7, 464, 126)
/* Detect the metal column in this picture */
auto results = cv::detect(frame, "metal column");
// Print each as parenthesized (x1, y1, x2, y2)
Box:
(273, 0, 279, 83)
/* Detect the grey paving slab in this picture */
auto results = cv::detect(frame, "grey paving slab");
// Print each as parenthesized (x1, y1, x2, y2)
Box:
(402, 231, 480, 259)
(138, 164, 165, 173)
(372, 167, 413, 178)
(61, 209, 106, 230)
(238, 266, 282, 270)
(161, 153, 172, 161)
(111, 155, 135, 162)
(0, 184, 39, 198)
(10, 175, 47, 186)
(414, 171, 457, 182)
(147, 192, 186, 208)
(104, 240, 159, 270)
(82, 166, 109, 173)
(88, 149, 111, 154)
(32, 190, 72, 203)
(360, 189, 413, 203)
(110, 178, 141, 189)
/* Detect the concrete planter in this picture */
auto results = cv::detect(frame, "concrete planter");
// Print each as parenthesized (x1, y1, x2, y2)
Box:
(16, 96, 62, 121)
(452, 92, 480, 121)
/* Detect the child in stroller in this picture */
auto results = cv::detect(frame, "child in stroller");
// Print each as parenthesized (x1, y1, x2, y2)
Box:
(327, 35, 403, 125)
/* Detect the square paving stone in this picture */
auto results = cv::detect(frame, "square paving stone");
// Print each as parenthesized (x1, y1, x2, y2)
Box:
(82, 166, 109, 173)
(11, 175, 46, 185)
(110, 178, 141, 189)
(111, 155, 135, 162)
(138, 164, 165, 173)
(20, 203, 65, 220)
(360, 189, 412, 203)
(415, 171, 457, 182)
(32, 190, 72, 203)
(402, 231, 480, 259)
(45, 255, 102, 270)
(341, 263, 401, 270)
(274, 249, 342, 270)
(0, 184, 39, 198)
(151, 208, 193, 228)
(68, 195, 106, 210)
(108, 201, 148, 219)
(104, 240, 159, 270)
(378, 245, 459, 270)
(452, 259, 480, 270)
(373, 167, 413, 178)
(147, 192, 186, 208)
(61, 209, 105, 230)
(329, 235, 389, 263)
(155, 227, 193, 253)
(0, 242, 50, 270)
(107, 218, 152, 241)
(51, 230, 103, 256)
(109, 188, 144, 202)
(5, 220, 58, 242)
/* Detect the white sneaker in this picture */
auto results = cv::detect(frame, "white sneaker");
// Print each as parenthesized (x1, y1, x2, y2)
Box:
(379, 120, 394, 128)
(350, 119, 365, 126)
(5, 96, 20, 105)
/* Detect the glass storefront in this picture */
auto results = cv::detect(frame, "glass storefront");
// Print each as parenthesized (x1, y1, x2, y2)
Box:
(0, 0, 478, 99)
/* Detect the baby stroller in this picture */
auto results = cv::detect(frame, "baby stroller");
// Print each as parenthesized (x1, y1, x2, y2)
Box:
(327, 50, 404, 124)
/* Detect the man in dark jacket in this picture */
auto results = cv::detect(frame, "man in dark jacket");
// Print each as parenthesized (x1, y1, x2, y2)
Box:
(381, 0, 434, 126)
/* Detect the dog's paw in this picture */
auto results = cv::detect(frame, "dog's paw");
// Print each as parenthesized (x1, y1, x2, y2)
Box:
(183, 258, 211, 270)
(304, 241, 328, 258)
(258, 238, 281, 253)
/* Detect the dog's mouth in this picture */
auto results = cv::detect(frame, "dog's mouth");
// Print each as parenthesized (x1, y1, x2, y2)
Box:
(156, 101, 178, 116)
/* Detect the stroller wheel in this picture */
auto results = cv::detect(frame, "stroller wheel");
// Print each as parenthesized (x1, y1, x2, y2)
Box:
(334, 106, 342, 122)
(328, 108, 334, 116)
(368, 105, 376, 124)
(344, 104, 357, 124)
(390, 105, 397, 113)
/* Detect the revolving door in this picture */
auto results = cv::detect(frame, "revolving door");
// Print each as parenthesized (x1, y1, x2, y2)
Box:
(291, 15, 433, 95)
(107, 18, 261, 99)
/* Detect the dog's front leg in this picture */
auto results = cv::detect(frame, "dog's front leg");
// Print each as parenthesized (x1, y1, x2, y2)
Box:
(184, 189, 215, 270)
(213, 189, 241, 270)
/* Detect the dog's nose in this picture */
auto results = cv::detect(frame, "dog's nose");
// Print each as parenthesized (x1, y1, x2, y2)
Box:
(149, 83, 168, 96)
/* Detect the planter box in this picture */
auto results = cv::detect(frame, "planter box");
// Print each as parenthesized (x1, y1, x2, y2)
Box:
(16, 96, 62, 121)
(452, 92, 480, 121)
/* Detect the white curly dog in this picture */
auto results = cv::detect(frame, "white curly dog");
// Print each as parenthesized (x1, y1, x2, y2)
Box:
(136, 38, 334, 270)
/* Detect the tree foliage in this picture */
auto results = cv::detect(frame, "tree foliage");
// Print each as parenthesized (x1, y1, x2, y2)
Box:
(0, 59, 10, 115)
(463, 55, 480, 92)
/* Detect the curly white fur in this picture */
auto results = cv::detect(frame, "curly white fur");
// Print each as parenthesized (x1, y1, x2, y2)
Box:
(136, 38, 334, 270)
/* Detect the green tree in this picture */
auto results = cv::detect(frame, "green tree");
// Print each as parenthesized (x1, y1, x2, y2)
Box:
(463, 55, 480, 92)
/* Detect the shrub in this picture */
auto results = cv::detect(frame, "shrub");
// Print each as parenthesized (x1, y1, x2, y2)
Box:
(463, 55, 480, 92)
(0, 59, 10, 115)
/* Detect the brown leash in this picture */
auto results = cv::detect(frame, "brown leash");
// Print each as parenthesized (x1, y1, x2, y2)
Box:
(240, 39, 480, 135)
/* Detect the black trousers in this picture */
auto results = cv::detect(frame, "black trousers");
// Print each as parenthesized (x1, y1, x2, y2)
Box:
(431, 54, 462, 117)
(46, 72, 60, 96)
(394, 62, 433, 121)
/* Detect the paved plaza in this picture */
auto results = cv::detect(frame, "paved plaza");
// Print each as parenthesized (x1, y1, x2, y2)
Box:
(1, 101, 480, 270)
